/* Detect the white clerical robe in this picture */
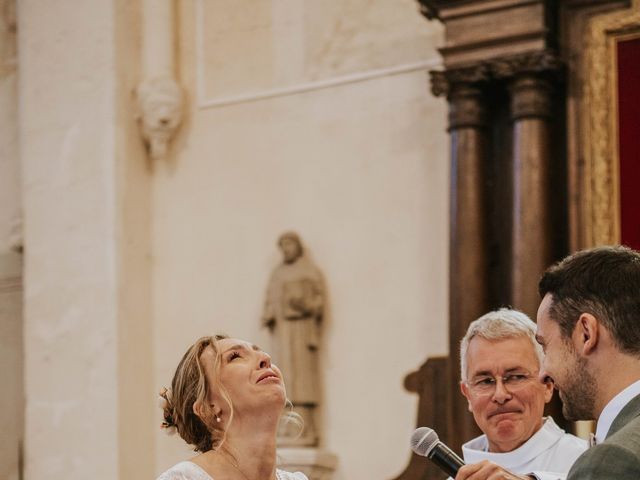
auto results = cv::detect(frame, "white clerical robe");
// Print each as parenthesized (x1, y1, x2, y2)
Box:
(461, 417, 587, 480)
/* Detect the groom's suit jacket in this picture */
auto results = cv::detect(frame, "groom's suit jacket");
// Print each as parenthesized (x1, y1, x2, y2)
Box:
(567, 393, 640, 479)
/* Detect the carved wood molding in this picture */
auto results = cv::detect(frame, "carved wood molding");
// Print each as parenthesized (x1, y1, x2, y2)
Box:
(583, 0, 640, 246)
(491, 50, 564, 78)
(429, 50, 562, 98)
(429, 64, 491, 97)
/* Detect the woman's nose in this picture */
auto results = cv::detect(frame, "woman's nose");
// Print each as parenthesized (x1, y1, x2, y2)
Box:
(258, 352, 272, 369)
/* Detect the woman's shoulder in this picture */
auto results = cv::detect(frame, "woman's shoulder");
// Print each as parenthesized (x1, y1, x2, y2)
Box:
(157, 461, 213, 480)
(277, 469, 309, 480)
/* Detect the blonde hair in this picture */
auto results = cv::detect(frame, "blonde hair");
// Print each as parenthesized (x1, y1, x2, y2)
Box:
(160, 335, 231, 452)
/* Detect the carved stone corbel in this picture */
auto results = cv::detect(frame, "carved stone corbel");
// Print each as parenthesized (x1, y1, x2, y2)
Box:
(136, 76, 184, 159)
(135, 0, 184, 160)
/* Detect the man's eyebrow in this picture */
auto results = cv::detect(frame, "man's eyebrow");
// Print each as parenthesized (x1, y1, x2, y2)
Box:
(470, 370, 493, 378)
(504, 367, 531, 373)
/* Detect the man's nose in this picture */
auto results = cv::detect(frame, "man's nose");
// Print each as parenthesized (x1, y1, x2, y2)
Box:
(492, 378, 513, 404)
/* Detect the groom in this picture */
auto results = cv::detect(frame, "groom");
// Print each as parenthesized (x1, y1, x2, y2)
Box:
(534, 245, 640, 479)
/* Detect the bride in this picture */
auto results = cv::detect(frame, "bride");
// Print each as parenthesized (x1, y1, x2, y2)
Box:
(157, 335, 307, 480)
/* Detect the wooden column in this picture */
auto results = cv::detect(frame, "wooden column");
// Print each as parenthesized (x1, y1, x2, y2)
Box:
(509, 74, 554, 318)
(433, 70, 490, 449)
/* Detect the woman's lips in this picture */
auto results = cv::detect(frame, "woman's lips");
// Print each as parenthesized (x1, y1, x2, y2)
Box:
(257, 372, 280, 383)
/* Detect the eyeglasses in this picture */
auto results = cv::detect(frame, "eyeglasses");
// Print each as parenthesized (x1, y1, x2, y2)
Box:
(466, 371, 539, 396)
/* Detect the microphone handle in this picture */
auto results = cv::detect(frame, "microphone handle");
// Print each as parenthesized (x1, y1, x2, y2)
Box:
(428, 442, 465, 477)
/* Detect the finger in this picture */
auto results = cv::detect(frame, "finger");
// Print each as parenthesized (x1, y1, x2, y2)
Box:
(455, 461, 487, 480)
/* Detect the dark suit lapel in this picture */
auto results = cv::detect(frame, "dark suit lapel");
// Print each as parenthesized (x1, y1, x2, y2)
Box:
(607, 392, 640, 439)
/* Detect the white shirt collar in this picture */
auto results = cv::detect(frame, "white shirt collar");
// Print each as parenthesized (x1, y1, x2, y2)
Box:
(595, 378, 640, 443)
(462, 417, 563, 468)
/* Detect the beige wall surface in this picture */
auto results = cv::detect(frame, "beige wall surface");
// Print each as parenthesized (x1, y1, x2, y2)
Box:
(18, 1, 154, 478)
(13, 0, 449, 479)
(19, 0, 120, 472)
(154, 1, 448, 479)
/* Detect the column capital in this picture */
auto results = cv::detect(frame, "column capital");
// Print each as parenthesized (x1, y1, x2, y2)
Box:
(448, 82, 488, 130)
(509, 75, 554, 120)
(429, 65, 490, 129)
(430, 50, 563, 99)
(429, 63, 490, 97)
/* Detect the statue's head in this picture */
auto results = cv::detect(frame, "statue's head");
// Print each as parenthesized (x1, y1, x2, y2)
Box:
(278, 231, 303, 264)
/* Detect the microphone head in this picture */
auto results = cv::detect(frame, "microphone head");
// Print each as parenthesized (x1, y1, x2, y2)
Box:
(410, 427, 439, 457)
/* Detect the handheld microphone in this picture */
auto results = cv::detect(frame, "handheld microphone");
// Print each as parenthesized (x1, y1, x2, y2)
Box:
(410, 427, 465, 477)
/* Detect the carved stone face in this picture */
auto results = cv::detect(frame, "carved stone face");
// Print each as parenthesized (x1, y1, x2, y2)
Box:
(280, 237, 302, 263)
(136, 77, 184, 157)
(141, 93, 182, 140)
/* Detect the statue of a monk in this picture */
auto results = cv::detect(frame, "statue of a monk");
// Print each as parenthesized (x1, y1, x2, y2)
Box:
(263, 231, 324, 447)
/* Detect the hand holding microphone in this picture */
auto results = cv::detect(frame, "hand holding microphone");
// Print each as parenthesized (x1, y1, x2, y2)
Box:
(410, 428, 533, 480)
(410, 427, 465, 477)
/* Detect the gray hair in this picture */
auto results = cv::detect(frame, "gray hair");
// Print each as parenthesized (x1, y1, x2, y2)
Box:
(459, 308, 543, 382)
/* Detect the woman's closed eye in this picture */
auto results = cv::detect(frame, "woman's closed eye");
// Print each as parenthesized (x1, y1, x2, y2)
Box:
(227, 351, 242, 362)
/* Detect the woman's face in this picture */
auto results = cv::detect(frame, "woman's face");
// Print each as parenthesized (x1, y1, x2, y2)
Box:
(201, 338, 286, 418)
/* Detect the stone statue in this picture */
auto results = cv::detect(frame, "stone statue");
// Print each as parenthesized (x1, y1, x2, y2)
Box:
(263, 231, 324, 447)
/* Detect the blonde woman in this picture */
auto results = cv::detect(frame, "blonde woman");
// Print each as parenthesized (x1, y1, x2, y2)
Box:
(157, 335, 308, 480)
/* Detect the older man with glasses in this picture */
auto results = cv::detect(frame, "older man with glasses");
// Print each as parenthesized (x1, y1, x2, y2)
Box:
(455, 308, 587, 480)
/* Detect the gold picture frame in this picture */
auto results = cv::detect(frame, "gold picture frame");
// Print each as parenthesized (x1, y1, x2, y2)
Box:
(583, 0, 640, 247)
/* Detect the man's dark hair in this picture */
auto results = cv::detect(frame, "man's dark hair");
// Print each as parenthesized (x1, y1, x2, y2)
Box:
(538, 245, 640, 356)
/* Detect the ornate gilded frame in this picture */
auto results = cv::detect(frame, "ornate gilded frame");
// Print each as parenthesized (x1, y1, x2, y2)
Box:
(583, 0, 640, 247)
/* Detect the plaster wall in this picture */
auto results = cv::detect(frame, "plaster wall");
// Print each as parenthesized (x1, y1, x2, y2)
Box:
(153, 2, 449, 478)
(18, 1, 153, 478)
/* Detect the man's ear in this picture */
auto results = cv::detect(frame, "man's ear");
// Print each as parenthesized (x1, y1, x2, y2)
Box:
(574, 313, 599, 356)
(460, 382, 473, 412)
(542, 377, 554, 404)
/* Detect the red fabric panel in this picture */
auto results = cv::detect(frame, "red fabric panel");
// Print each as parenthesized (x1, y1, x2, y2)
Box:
(617, 37, 640, 251)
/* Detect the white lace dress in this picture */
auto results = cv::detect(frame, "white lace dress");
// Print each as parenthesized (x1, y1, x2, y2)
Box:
(157, 461, 309, 480)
